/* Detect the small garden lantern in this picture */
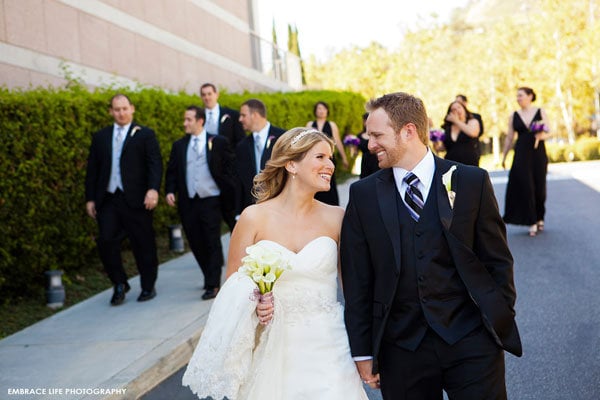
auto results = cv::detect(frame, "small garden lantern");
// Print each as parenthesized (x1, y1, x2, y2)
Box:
(45, 270, 65, 309)
(169, 224, 184, 253)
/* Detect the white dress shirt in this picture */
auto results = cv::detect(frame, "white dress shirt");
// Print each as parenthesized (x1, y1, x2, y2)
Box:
(392, 149, 435, 205)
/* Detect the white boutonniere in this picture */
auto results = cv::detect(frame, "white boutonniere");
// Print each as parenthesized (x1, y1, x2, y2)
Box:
(266, 135, 276, 149)
(220, 114, 230, 123)
(130, 126, 141, 137)
(207, 136, 214, 151)
(442, 165, 457, 209)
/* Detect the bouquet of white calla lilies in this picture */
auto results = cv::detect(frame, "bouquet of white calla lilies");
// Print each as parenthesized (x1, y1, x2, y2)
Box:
(239, 243, 291, 294)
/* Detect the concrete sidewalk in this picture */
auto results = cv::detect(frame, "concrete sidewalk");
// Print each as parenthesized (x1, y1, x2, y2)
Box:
(0, 249, 219, 400)
(0, 178, 357, 400)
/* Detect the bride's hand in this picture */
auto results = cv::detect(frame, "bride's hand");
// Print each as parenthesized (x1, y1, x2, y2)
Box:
(256, 292, 274, 325)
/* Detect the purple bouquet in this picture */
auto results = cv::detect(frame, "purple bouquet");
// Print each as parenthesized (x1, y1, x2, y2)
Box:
(429, 129, 445, 142)
(530, 121, 548, 133)
(530, 120, 548, 149)
(343, 134, 360, 146)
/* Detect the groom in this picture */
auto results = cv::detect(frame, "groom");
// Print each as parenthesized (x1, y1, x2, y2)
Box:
(341, 92, 521, 399)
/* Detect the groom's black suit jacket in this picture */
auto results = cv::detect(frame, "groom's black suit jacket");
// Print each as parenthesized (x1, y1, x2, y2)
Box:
(341, 156, 522, 371)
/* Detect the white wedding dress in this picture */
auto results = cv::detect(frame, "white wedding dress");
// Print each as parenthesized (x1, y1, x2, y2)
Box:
(182, 236, 368, 400)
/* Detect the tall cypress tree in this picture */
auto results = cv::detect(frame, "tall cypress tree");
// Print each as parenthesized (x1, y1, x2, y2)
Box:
(287, 24, 306, 85)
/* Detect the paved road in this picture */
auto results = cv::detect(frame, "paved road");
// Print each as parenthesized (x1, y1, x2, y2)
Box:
(144, 162, 600, 400)
(495, 164, 600, 400)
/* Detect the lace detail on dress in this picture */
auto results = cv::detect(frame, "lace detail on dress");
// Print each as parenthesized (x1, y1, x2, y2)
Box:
(237, 303, 286, 400)
(182, 273, 259, 400)
(183, 327, 256, 400)
(276, 285, 342, 324)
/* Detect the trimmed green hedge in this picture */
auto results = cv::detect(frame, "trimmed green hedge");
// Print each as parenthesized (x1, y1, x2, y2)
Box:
(0, 83, 366, 299)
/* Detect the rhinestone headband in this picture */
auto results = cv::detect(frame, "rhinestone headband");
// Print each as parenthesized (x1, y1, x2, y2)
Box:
(291, 129, 320, 146)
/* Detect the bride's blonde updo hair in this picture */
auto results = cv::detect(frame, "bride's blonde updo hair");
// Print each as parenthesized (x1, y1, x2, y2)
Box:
(252, 127, 334, 203)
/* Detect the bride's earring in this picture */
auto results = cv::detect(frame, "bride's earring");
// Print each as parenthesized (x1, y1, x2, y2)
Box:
(292, 173, 296, 180)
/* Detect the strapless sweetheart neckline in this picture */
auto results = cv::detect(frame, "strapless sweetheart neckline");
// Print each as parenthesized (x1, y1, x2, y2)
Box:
(256, 235, 336, 255)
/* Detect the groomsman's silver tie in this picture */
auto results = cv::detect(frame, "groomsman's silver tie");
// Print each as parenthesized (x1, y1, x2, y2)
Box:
(192, 137, 200, 159)
(404, 172, 424, 221)
(116, 127, 124, 146)
(206, 111, 216, 134)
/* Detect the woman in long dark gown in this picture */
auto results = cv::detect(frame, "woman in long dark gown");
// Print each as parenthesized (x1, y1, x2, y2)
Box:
(435, 101, 481, 166)
(502, 87, 551, 237)
(306, 101, 349, 205)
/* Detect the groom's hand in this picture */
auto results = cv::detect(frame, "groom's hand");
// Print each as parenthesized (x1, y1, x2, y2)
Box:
(356, 360, 380, 389)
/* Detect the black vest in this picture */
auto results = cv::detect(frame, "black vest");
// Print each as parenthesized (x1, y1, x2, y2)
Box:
(384, 183, 481, 351)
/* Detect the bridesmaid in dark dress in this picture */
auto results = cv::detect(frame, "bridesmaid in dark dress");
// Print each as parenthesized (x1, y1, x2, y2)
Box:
(435, 100, 481, 166)
(502, 87, 551, 236)
(306, 101, 349, 205)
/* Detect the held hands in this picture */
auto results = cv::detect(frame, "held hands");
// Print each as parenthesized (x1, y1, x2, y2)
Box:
(144, 189, 159, 210)
(356, 360, 381, 389)
(256, 291, 274, 325)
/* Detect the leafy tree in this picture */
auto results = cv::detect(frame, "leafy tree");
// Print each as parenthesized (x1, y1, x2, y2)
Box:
(304, 0, 600, 161)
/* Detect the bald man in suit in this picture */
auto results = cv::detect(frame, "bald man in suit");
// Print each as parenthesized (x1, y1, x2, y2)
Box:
(85, 94, 162, 305)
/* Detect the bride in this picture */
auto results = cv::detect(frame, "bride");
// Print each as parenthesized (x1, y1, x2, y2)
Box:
(182, 127, 368, 399)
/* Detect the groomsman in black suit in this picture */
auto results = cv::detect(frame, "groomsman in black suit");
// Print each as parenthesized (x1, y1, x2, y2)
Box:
(165, 106, 238, 300)
(200, 83, 245, 149)
(236, 98, 285, 212)
(341, 92, 521, 399)
(85, 94, 162, 305)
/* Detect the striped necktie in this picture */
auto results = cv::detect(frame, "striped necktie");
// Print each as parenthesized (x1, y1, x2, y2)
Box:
(404, 172, 424, 221)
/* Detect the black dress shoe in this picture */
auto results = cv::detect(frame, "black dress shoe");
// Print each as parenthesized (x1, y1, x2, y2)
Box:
(110, 282, 131, 306)
(137, 288, 156, 302)
(201, 287, 219, 300)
